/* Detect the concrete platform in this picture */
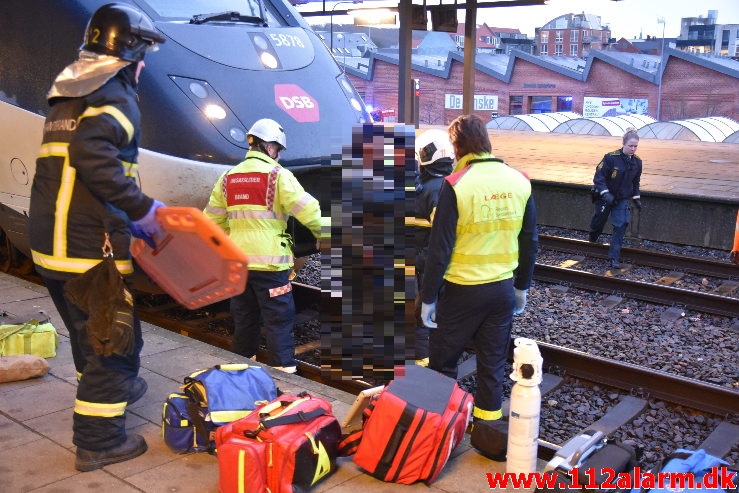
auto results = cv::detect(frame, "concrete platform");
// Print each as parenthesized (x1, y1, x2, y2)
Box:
(0, 271, 536, 492)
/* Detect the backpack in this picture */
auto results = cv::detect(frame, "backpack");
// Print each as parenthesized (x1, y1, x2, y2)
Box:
(338, 364, 473, 485)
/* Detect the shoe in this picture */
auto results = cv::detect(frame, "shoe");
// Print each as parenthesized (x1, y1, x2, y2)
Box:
(610, 260, 623, 269)
(128, 377, 147, 405)
(75, 434, 147, 472)
(470, 419, 508, 461)
(588, 233, 599, 243)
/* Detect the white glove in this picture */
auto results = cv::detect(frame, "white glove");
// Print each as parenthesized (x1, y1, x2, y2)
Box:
(420, 302, 437, 328)
(513, 288, 527, 315)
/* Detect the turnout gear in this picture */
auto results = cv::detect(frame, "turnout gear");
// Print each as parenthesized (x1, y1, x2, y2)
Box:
(415, 129, 454, 167)
(82, 3, 164, 62)
(247, 118, 287, 150)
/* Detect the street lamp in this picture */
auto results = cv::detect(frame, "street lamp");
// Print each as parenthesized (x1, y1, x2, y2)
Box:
(656, 17, 666, 121)
(329, 1, 362, 55)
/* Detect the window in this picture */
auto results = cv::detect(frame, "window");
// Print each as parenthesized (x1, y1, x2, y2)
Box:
(555, 44, 563, 55)
(555, 30, 563, 42)
(531, 96, 552, 113)
(557, 96, 573, 112)
(571, 30, 578, 42)
(570, 44, 579, 56)
(510, 96, 523, 115)
(540, 44, 548, 55)
(541, 31, 549, 43)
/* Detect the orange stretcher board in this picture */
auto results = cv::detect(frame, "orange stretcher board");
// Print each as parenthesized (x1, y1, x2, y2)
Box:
(131, 207, 248, 309)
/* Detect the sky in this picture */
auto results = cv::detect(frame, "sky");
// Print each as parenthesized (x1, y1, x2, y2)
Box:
(302, 0, 739, 41)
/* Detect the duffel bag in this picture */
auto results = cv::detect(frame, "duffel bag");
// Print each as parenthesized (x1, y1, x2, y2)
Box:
(161, 392, 210, 454)
(338, 364, 473, 485)
(0, 319, 58, 358)
(176, 363, 278, 452)
(216, 392, 342, 493)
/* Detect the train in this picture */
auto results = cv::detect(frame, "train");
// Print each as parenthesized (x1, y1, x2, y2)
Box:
(0, 0, 371, 258)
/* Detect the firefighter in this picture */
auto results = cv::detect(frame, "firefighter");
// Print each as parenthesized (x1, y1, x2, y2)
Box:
(420, 115, 538, 431)
(411, 129, 454, 366)
(28, 3, 165, 471)
(589, 128, 643, 269)
(204, 118, 321, 374)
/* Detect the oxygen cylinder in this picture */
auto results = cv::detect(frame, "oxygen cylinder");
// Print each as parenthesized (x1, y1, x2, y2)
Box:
(506, 337, 543, 475)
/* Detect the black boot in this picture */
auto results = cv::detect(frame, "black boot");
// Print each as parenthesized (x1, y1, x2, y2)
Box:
(588, 232, 599, 243)
(470, 418, 508, 462)
(128, 377, 147, 405)
(75, 434, 148, 472)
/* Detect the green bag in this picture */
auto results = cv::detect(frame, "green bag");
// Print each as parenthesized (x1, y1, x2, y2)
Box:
(0, 319, 59, 358)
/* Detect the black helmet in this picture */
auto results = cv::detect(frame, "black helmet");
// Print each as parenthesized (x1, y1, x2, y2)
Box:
(81, 3, 165, 62)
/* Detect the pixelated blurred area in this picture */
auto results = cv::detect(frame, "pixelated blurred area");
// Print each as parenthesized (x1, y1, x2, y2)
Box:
(321, 123, 417, 382)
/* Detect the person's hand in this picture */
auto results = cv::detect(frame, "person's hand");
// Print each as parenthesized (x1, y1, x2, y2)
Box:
(131, 200, 165, 248)
(421, 302, 437, 329)
(731, 250, 739, 265)
(633, 198, 642, 210)
(513, 288, 527, 315)
(602, 192, 615, 205)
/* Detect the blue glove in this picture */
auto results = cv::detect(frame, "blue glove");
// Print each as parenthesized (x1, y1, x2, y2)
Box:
(420, 302, 437, 329)
(131, 200, 165, 249)
(513, 288, 527, 315)
(602, 192, 615, 205)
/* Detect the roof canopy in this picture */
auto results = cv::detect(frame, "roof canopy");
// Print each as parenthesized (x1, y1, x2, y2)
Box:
(639, 117, 739, 142)
(552, 114, 655, 136)
(487, 111, 580, 132)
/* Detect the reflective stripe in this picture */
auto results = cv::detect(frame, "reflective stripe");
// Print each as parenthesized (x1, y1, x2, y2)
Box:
(211, 409, 251, 423)
(450, 251, 518, 264)
(269, 282, 292, 297)
(31, 250, 133, 275)
(205, 204, 228, 216)
(473, 407, 502, 421)
(80, 105, 134, 143)
(121, 159, 138, 178)
(75, 398, 127, 418)
(38, 142, 70, 157)
(238, 449, 245, 493)
(248, 254, 292, 265)
(228, 209, 286, 221)
(457, 218, 522, 234)
(288, 192, 314, 216)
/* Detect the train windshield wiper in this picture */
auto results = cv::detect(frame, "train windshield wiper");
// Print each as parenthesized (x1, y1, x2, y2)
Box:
(190, 11, 267, 26)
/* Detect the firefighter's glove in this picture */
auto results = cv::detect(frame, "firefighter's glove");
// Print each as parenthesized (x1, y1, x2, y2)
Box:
(602, 192, 615, 205)
(731, 250, 739, 265)
(131, 200, 165, 248)
(421, 302, 437, 329)
(632, 198, 642, 210)
(513, 288, 527, 315)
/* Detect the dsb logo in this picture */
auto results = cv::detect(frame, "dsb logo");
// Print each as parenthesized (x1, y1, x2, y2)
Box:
(274, 84, 320, 122)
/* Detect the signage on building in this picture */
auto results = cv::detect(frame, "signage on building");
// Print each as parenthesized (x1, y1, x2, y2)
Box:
(583, 97, 648, 118)
(445, 94, 498, 111)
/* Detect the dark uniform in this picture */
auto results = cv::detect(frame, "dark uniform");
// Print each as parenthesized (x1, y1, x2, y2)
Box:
(29, 65, 153, 452)
(412, 158, 453, 360)
(589, 149, 642, 264)
(421, 154, 538, 421)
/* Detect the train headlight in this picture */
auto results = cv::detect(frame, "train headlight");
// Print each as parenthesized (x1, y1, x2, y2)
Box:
(336, 73, 370, 123)
(170, 76, 249, 149)
(260, 52, 278, 69)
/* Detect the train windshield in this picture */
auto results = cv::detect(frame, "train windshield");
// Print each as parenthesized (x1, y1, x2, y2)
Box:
(143, 0, 283, 26)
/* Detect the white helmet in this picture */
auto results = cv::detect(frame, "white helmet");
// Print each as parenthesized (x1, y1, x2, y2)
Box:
(247, 118, 287, 150)
(415, 129, 454, 166)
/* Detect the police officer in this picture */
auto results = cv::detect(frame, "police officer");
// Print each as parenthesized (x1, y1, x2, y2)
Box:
(411, 129, 454, 366)
(420, 115, 538, 429)
(205, 118, 321, 373)
(589, 128, 643, 269)
(28, 3, 165, 471)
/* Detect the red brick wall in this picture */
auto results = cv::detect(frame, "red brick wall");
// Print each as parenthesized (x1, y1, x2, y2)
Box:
(347, 53, 738, 125)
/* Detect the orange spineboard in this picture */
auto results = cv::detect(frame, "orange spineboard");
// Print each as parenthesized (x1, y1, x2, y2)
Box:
(131, 207, 248, 309)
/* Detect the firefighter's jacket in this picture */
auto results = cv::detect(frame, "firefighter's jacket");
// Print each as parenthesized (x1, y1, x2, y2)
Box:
(412, 159, 453, 275)
(29, 68, 153, 279)
(204, 150, 321, 272)
(592, 149, 642, 200)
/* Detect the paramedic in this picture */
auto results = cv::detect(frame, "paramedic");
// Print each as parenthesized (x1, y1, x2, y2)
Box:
(588, 128, 643, 269)
(204, 118, 321, 374)
(411, 129, 454, 366)
(28, 3, 165, 471)
(420, 115, 538, 425)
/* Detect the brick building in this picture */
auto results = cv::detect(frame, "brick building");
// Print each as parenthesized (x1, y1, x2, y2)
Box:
(346, 47, 739, 125)
(534, 12, 611, 57)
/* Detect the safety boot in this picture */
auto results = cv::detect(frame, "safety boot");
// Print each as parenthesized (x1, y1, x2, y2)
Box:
(128, 377, 147, 406)
(470, 418, 508, 462)
(75, 434, 147, 472)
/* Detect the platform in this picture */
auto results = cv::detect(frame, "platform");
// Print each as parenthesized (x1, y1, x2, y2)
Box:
(0, 271, 539, 492)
